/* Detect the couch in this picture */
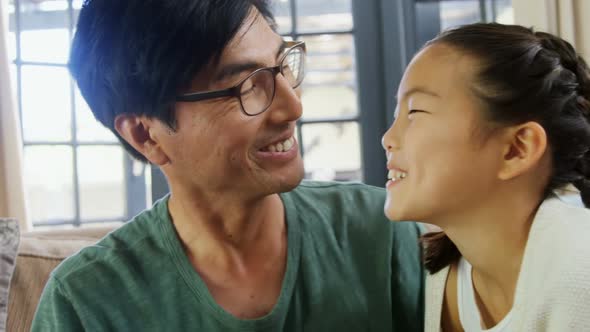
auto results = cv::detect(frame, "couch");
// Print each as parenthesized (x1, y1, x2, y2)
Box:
(6, 226, 116, 332)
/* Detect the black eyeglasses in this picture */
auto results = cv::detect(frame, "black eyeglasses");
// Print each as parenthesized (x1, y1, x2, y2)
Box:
(176, 41, 306, 116)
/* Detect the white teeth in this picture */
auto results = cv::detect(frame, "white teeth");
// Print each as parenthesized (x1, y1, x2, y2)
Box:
(388, 170, 408, 181)
(283, 138, 293, 151)
(264, 137, 295, 153)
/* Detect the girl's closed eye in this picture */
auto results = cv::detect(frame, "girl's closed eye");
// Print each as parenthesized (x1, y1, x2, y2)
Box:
(408, 109, 427, 119)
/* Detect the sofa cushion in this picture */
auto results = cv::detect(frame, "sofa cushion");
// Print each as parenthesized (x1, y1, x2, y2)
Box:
(0, 219, 19, 332)
(7, 226, 115, 332)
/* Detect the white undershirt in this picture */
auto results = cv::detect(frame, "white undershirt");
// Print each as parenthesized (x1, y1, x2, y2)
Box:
(457, 257, 514, 332)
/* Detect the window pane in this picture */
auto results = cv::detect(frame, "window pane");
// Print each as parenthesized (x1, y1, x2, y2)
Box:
(302, 86, 357, 120)
(21, 30, 70, 63)
(73, 0, 84, 10)
(302, 34, 356, 87)
(21, 66, 72, 142)
(24, 145, 75, 223)
(78, 146, 126, 221)
(271, 0, 292, 35)
(301, 122, 361, 181)
(493, 0, 514, 24)
(440, 1, 481, 29)
(76, 88, 117, 142)
(300, 34, 357, 119)
(20, 1, 70, 63)
(439, 0, 513, 29)
(73, 0, 83, 26)
(296, 0, 352, 33)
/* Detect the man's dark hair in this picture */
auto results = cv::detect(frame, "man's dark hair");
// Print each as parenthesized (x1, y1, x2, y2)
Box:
(69, 0, 275, 162)
(420, 23, 590, 274)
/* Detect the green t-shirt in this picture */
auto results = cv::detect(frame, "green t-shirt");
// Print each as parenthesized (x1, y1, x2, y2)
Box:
(32, 181, 424, 331)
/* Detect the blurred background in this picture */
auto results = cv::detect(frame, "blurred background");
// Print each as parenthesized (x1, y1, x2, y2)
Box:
(2, 0, 587, 230)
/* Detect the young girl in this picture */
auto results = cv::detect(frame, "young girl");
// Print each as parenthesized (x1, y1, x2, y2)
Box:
(381, 23, 590, 331)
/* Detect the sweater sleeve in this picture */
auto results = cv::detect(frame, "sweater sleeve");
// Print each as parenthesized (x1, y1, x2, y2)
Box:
(31, 276, 85, 332)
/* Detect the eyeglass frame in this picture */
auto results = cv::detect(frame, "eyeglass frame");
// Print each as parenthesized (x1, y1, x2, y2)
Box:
(175, 40, 306, 116)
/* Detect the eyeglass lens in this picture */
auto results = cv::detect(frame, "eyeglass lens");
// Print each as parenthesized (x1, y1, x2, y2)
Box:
(239, 45, 305, 115)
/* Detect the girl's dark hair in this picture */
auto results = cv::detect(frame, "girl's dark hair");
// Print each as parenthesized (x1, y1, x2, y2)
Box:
(420, 23, 590, 274)
(69, 0, 274, 162)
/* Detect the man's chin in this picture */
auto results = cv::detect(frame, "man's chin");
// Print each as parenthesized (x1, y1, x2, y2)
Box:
(247, 154, 305, 196)
(276, 167, 305, 193)
(266, 161, 305, 194)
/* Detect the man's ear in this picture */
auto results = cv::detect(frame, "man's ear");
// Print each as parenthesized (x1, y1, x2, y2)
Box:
(497, 121, 548, 181)
(114, 114, 170, 166)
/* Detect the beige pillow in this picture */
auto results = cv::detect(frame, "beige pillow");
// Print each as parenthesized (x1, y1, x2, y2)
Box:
(0, 219, 19, 332)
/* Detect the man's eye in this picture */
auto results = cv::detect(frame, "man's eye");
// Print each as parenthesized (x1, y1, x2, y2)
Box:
(242, 84, 257, 95)
(241, 78, 255, 92)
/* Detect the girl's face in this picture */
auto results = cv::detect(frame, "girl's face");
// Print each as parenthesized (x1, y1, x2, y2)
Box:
(382, 44, 507, 225)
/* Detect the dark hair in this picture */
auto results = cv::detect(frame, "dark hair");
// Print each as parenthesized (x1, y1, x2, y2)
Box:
(69, 0, 275, 161)
(420, 23, 590, 274)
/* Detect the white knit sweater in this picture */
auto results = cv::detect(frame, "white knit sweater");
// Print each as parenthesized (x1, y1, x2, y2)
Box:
(425, 196, 590, 332)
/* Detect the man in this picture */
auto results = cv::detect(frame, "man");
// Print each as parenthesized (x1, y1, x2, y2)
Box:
(32, 0, 424, 331)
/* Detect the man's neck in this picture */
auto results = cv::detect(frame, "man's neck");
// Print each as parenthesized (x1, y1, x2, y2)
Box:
(165, 184, 289, 319)
(167, 185, 286, 268)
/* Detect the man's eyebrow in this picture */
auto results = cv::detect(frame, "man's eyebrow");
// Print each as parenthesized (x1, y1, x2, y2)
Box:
(213, 41, 288, 84)
(213, 62, 264, 84)
(395, 87, 441, 101)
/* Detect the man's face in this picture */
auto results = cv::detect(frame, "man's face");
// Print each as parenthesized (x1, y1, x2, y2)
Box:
(157, 9, 305, 198)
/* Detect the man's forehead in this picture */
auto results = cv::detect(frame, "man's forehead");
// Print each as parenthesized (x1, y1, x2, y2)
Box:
(218, 10, 283, 64)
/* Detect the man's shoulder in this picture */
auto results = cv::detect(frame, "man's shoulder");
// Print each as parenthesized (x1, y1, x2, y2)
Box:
(51, 198, 168, 284)
(289, 181, 385, 208)
(295, 180, 385, 195)
(287, 181, 420, 241)
(286, 181, 383, 221)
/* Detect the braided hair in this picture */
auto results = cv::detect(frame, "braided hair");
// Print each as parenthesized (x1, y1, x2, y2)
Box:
(420, 23, 590, 274)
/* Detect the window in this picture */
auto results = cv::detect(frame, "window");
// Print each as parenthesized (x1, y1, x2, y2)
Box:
(438, 0, 514, 28)
(9, 0, 515, 218)
(273, 0, 362, 182)
(410, 0, 514, 58)
(8, 0, 149, 228)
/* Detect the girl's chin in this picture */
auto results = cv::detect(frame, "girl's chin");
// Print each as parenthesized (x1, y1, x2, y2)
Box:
(384, 207, 406, 222)
(385, 204, 429, 223)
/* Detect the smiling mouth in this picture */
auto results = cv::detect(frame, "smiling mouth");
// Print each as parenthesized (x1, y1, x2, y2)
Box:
(387, 169, 408, 182)
(260, 137, 296, 153)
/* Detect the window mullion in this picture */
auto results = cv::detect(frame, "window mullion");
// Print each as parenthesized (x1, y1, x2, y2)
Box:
(289, 0, 297, 37)
(479, 0, 488, 22)
(66, 0, 82, 226)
